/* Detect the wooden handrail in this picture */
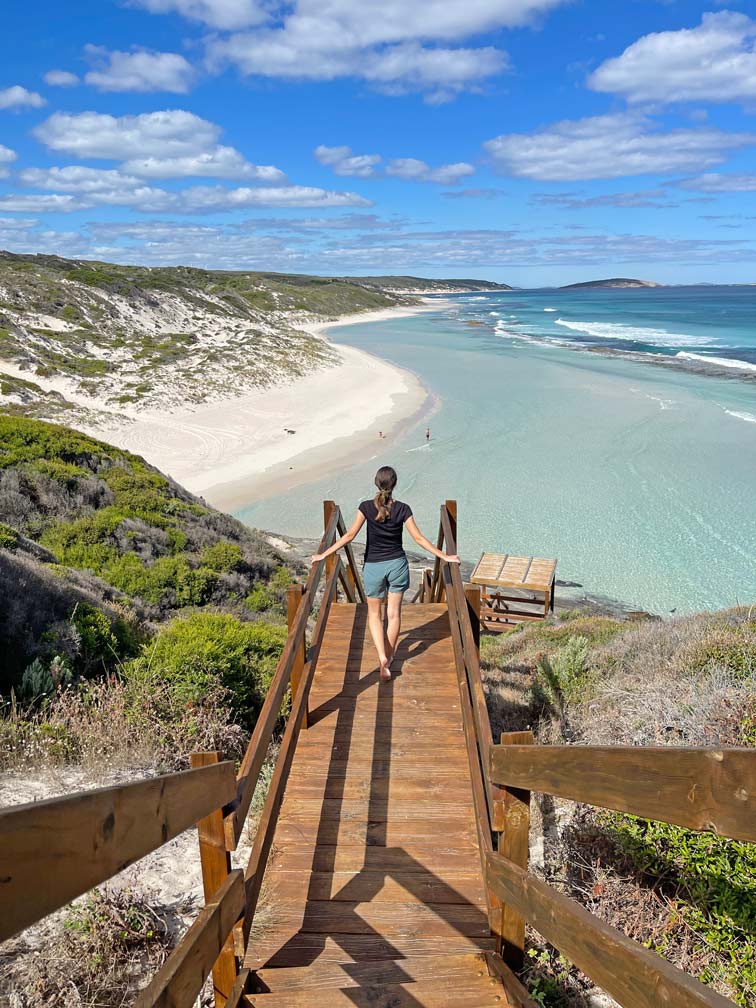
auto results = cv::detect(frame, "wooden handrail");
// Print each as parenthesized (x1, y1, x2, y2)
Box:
(486, 852, 736, 1008)
(439, 503, 502, 830)
(489, 744, 756, 842)
(0, 761, 236, 942)
(223, 504, 341, 849)
(135, 870, 246, 1008)
(242, 557, 343, 939)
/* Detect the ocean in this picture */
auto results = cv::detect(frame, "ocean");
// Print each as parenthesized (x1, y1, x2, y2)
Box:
(236, 286, 756, 614)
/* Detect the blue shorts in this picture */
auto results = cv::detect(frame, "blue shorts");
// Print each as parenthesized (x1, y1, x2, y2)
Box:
(363, 556, 410, 598)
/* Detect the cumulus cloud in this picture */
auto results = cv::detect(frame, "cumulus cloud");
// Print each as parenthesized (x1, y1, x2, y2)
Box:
(678, 172, 756, 192)
(0, 145, 16, 179)
(484, 114, 755, 181)
(178, 184, 371, 211)
(442, 187, 503, 199)
(43, 69, 80, 87)
(9, 163, 370, 213)
(131, 0, 268, 30)
(385, 158, 474, 184)
(0, 85, 46, 110)
(589, 11, 756, 107)
(83, 45, 196, 93)
(315, 145, 474, 184)
(314, 145, 381, 177)
(203, 0, 565, 100)
(122, 150, 284, 181)
(34, 110, 220, 159)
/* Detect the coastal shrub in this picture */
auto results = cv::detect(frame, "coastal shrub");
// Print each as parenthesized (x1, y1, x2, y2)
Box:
(674, 623, 756, 679)
(245, 566, 293, 613)
(104, 554, 217, 608)
(125, 612, 286, 728)
(0, 521, 18, 549)
(536, 635, 591, 708)
(201, 540, 244, 573)
(602, 814, 756, 1004)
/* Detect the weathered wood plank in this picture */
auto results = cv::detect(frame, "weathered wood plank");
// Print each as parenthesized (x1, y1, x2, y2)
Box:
(486, 853, 736, 1008)
(0, 761, 236, 941)
(243, 976, 506, 1007)
(245, 932, 497, 969)
(135, 870, 245, 1008)
(497, 731, 534, 969)
(253, 952, 488, 991)
(489, 745, 756, 842)
(263, 869, 487, 904)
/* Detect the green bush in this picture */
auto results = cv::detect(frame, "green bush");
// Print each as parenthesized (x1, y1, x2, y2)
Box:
(104, 554, 217, 607)
(0, 521, 19, 549)
(201, 541, 244, 573)
(537, 635, 591, 706)
(245, 566, 292, 613)
(606, 814, 756, 1004)
(125, 612, 286, 727)
(71, 603, 124, 675)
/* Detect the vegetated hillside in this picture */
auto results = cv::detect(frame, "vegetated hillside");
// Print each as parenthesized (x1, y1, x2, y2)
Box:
(337, 275, 513, 292)
(0, 414, 299, 752)
(481, 610, 755, 1006)
(560, 277, 663, 289)
(0, 252, 509, 428)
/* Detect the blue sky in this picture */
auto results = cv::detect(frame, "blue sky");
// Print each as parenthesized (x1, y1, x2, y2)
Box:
(0, 0, 755, 285)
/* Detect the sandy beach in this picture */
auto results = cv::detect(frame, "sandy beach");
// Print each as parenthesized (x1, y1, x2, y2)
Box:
(108, 304, 435, 509)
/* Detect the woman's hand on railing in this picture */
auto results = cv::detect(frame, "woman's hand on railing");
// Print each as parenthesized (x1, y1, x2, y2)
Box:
(443, 553, 461, 564)
(310, 553, 325, 565)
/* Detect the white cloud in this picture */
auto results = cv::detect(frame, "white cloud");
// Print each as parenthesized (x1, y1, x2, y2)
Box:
(122, 150, 284, 181)
(0, 145, 16, 179)
(678, 172, 756, 192)
(34, 110, 284, 182)
(484, 114, 755, 181)
(131, 0, 268, 30)
(315, 145, 475, 183)
(83, 45, 196, 93)
(386, 158, 475, 184)
(204, 0, 564, 99)
(43, 70, 80, 87)
(0, 194, 84, 212)
(589, 11, 756, 107)
(179, 185, 372, 211)
(0, 216, 38, 229)
(35, 109, 221, 159)
(0, 85, 46, 111)
(314, 145, 381, 177)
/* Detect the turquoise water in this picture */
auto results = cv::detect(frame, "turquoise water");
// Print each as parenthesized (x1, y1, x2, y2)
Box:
(237, 288, 756, 614)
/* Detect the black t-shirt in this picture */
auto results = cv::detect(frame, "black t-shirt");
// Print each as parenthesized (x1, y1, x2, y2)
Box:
(359, 499, 413, 562)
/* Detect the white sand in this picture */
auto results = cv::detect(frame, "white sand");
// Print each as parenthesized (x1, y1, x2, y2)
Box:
(104, 304, 433, 509)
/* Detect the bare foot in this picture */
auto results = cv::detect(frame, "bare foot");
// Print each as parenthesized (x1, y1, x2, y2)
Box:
(380, 659, 392, 682)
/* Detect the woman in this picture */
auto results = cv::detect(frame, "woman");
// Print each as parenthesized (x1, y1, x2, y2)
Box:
(311, 466, 459, 682)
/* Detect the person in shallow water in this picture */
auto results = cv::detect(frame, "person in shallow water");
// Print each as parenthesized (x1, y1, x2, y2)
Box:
(311, 465, 459, 682)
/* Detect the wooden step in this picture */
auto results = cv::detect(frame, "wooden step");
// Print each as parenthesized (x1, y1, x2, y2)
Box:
(272, 815, 478, 848)
(245, 932, 497, 969)
(243, 976, 506, 1007)
(252, 951, 489, 991)
(263, 869, 487, 905)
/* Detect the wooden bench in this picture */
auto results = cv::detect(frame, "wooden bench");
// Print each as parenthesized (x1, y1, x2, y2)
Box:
(470, 552, 557, 630)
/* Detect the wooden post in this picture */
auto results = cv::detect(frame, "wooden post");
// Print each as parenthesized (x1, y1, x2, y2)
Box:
(464, 582, 481, 649)
(440, 500, 457, 603)
(287, 583, 307, 729)
(189, 751, 237, 1007)
(323, 500, 338, 600)
(497, 730, 534, 970)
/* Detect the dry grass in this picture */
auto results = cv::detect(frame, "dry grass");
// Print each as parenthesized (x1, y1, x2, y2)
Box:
(0, 672, 245, 775)
(0, 888, 174, 1008)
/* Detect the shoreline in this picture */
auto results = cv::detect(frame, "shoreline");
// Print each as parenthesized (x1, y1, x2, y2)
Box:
(107, 303, 438, 511)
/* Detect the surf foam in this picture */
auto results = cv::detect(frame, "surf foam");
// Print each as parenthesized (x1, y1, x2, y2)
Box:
(555, 318, 714, 348)
(677, 352, 756, 372)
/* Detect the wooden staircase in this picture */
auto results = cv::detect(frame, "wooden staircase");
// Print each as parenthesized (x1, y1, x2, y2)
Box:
(240, 601, 504, 1004)
(2, 499, 753, 1008)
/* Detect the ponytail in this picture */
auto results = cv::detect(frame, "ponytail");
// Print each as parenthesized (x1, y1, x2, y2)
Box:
(373, 465, 398, 522)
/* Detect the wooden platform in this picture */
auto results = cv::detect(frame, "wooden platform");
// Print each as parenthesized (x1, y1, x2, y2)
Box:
(244, 602, 506, 1006)
(470, 552, 557, 628)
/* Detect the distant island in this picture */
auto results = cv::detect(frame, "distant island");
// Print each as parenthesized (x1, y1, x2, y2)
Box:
(560, 278, 663, 290)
